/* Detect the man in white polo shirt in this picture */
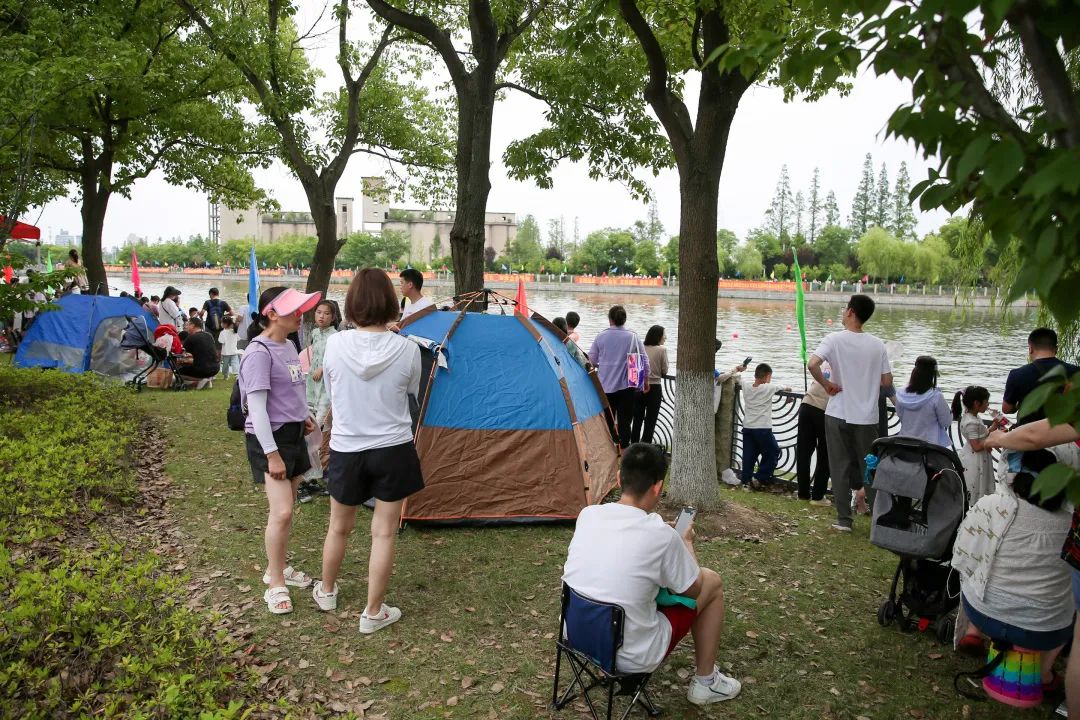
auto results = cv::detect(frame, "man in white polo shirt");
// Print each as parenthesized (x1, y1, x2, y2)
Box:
(562, 444, 742, 706)
(808, 294, 894, 532)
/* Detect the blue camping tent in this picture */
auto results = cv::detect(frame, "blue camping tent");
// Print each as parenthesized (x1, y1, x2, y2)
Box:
(399, 305, 618, 525)
(15, 294, 159, 375)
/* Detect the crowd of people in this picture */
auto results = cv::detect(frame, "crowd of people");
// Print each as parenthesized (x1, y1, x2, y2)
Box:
(10, 260, 1080, 712)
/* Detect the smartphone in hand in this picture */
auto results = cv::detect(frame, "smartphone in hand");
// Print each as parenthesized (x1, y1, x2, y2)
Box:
(674, 506, 697, 535)
(743, 356, 752, 367)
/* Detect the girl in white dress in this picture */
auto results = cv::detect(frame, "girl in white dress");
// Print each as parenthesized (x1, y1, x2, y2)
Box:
(952, 386, 998, 503)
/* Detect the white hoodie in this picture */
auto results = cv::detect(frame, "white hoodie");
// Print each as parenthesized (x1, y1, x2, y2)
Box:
(323, 329, 421, 452)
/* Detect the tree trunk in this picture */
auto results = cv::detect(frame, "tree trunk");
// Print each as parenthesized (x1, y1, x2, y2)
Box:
(80, 164, 111, 296)
(667, 170, 722, 508)
(304, 184, 346, 296)
(449, 75, 495, 296)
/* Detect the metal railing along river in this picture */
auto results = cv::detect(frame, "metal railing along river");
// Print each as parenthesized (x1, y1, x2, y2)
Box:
(649, 375, 1005, 487)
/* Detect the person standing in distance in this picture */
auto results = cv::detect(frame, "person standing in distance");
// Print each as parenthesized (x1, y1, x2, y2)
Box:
(588, 305, 650, 449)
(313, 269, 425, 634)
(398, 268, 433, 321)
(807, 295, 894, 532)
(1001, 327, 1080, 426)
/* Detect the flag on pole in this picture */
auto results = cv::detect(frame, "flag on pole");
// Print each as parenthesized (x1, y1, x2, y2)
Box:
(248, 245, 260, 308)
(46, 251, 53, 272)
(131, 250, 141, 297)
(3, 264, 12, 284)
(793, 252, 808, 365)
(514, 276, 529, 318)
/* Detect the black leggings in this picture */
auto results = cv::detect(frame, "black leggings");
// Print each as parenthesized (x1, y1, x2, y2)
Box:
(605, 388, 637, 449)
(796, 404, 830, 500)
(178, 364, 219, 380)
(631, 384, 663, 444)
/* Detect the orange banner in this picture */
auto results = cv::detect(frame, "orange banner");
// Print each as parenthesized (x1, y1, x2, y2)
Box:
(573, 276, 664, 287)
(718, 280, 796, 292)
(484, 273, 535, 282)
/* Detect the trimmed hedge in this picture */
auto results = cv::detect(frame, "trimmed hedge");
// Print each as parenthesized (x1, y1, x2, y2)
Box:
(0, 367, 261, 718)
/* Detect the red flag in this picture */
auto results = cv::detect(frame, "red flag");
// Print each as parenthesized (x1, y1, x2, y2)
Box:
(131, 250, 141, 297)
(514, 277, 529, 318)
(3, 265, 12, 284)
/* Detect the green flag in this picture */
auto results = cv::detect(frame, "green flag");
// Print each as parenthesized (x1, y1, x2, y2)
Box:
(46, 251, 53, 272)
(793, 252, 808, 364)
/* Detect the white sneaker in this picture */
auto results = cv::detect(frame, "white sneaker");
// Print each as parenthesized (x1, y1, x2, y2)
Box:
(687, 667, 741, 705)
(312, 580, 338, 611)
(358, 603, 401, 634)
(830, 523, 853, 533)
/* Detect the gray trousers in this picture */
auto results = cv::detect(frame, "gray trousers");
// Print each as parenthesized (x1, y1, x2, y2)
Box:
(824, 415, 880, 528)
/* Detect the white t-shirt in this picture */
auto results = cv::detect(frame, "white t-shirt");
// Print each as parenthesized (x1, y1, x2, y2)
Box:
(401, 295, 434, 319)
(158, 298, 183, 327)
(219, 328, 239, 355)
(323, 329, 421, 452)
(741, 380, 782, 429)
(812, 330, 891, 425)
(562, 503, 700, 673)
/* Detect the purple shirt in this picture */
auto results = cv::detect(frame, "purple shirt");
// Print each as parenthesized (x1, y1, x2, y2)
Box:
(239, 337, 308, 432)
(587, 326, 650, 393)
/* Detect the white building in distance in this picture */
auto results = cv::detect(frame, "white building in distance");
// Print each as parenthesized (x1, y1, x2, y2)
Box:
(212, 178, 516, 263)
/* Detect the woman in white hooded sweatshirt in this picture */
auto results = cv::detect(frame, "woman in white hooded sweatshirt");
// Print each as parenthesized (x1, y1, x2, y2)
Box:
(313, 268, 424, 633)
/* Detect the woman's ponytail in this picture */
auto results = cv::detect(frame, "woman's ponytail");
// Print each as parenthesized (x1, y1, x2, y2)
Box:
(951, 390, 964, 421)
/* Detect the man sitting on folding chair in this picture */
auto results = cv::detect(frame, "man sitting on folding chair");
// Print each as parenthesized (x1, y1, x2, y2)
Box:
(561, 443, 742, 707)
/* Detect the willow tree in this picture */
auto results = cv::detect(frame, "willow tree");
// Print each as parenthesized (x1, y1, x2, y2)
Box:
(178, 0, 452, 295)
(609, 0, 850, 507)
(801, 0, 1080, 496)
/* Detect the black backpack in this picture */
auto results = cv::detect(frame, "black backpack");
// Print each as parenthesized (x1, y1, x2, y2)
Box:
(206, 298, 225, 332)
(227, 340, 272, 431)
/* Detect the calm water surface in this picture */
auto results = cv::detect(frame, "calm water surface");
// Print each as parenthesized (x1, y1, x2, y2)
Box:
(112, 275, 1036, 401)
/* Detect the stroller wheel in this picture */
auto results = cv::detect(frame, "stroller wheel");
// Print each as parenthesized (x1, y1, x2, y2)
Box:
(877, 600, 895, 627)
(934, 613, 955, 645)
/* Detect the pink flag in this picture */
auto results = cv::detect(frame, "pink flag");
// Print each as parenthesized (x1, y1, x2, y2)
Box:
(514, 277, 529, 318)
(131, 250, 141, 297)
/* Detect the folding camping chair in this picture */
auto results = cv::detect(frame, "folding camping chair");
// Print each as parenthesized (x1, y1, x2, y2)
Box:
(552, 584, 662, 720)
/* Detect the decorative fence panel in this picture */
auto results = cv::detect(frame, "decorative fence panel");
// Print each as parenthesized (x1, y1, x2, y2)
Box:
(650, 376, 1004, 486)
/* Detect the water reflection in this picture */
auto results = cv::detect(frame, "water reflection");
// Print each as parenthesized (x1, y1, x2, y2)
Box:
(111, 275, 1035, 399)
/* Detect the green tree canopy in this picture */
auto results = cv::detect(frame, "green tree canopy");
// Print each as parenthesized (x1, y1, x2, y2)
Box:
(17, 0, 270, 293)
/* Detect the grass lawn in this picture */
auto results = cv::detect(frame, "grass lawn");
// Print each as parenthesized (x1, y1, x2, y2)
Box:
(137, 379, 1039, 719)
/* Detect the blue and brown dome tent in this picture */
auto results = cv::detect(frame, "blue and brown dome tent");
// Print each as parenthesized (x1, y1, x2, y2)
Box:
(398, 291, 619, 526)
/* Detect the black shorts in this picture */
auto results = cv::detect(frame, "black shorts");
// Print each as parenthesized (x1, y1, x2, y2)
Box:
(327, 442, 424, 505)
(245, 422, 312, 484)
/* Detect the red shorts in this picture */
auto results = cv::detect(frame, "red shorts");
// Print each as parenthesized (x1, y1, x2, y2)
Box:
(660, 605, 698, 657)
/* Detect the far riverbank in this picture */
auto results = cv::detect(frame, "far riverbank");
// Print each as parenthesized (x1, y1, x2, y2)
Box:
(114, 271, 1033, 309)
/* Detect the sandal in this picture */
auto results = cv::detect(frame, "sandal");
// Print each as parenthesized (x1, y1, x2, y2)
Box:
(264, 585, 292, 615)
(262, 566, 312, 588)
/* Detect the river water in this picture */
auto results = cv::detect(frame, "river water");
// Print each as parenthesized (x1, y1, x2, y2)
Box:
(112, 275, 1036, 401)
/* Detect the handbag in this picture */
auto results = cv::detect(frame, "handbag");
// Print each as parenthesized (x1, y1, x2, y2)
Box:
(626, 333, 647, 390)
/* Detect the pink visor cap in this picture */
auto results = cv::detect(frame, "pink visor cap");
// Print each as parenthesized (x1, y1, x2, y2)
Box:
(262, 288, 322, 317)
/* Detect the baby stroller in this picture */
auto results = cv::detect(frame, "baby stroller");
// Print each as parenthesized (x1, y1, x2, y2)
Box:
(869, 436, 968, 643)
(120, 317, 183, 391)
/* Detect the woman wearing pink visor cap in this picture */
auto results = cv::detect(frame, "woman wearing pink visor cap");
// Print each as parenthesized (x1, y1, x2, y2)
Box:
(238, 286, 322, 614)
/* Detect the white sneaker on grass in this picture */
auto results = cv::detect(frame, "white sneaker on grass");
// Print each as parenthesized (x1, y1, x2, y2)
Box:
(358, 604, 401, 634)
(687, 667, 741, 705)
(830, 523, 853, 533)
(312, 580, 338, 612)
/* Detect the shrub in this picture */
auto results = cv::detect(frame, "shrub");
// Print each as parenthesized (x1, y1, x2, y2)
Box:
(0, 366, 265, 718)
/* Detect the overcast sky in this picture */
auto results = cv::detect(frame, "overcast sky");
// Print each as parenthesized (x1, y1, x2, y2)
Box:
(34, 5, 950, 249)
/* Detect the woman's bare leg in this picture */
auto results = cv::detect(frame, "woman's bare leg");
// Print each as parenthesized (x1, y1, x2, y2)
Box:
(321, 499, 359, 590)
(365, 499, 404, 615)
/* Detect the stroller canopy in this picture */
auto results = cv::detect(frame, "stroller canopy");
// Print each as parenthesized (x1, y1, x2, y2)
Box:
(14, 294, 159, 375)
(400, 307, 619, 525)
